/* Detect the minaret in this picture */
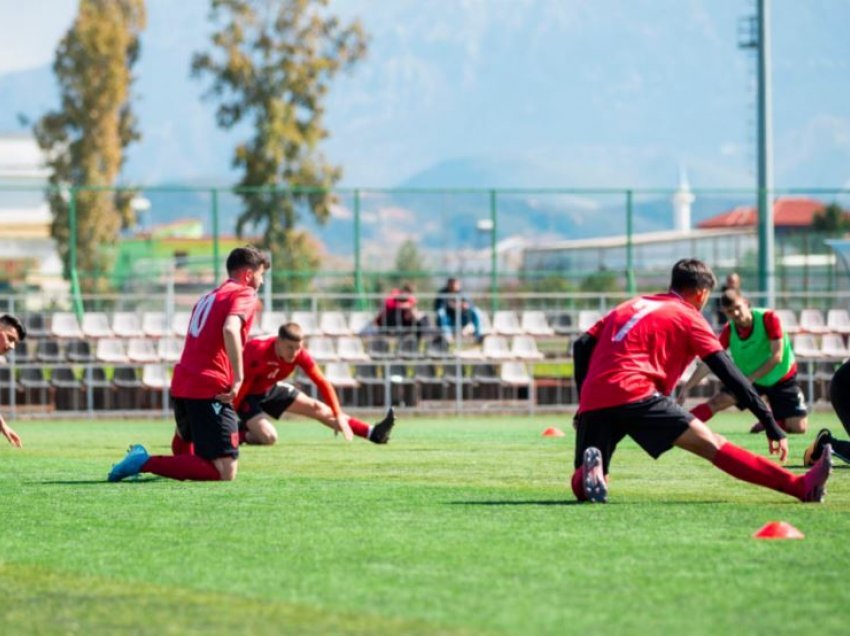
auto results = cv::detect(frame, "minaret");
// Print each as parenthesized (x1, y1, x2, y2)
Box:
(672, 167, 695, 233)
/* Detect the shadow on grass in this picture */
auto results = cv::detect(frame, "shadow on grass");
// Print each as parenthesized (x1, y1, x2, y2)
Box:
(38, 477, 161, 485)
(449, 499, 582, 506)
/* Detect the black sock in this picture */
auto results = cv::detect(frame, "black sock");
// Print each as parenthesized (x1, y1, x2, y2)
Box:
(830, 437, 850, 463)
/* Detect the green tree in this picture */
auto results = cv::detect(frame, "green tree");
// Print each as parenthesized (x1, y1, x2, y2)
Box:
(812, 203, 850, 233)
(34, 0, 146, 292)
(579, 270, 621, 294)
(192, 0, 368, 292)
(384, 240, 429, 291)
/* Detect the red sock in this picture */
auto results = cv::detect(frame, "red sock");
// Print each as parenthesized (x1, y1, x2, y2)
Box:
(712, 442, 801, 499)
(690, 403, 714, 423)
(171, 434, 194, 456)
(348, 417, 370, 439)
(571, 467, 587, 501)
(142, 455, 221, 481)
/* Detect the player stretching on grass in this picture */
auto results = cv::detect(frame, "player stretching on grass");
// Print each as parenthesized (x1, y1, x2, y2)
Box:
(571, 258, 832, 504)
(678, 287, 808, 435)
(0, 314, 26, 447)
(108, 246, 311, 483)
(802, 358, 850, 466)
(234, 322, 395, 445)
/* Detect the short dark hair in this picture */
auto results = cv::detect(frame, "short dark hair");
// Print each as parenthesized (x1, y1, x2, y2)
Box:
(669, 258, 717, 294)
(719, 287, 745, 308)
(0, 314, 26, 342)
(226, 246, 270, 275)
(278, 322, 303, 342)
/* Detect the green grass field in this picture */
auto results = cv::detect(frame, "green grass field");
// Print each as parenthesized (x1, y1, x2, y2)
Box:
(0, 412, 848, 635)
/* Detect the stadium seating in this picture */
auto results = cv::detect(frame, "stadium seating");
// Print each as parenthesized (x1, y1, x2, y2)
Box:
(83, 366, 113, 410)
(19, 367, 51, 405)
(142, 364, 170, 390)
(354, 363, 384, 407)
(127, 338, 159, 363)
(24, 312, 49, 339)
(365, 336, 394, 360)
(0, 367, 19, 406)
(319, 311, 351, 336)
(290, 311, 321, 336)
(51, 366, 82, 410)
(481, 335, 513, 360)
(172, 311, 191, 337)
(792, 333, 822, 359)
(81, 312, 114, 338)
(578, 310, 602, 332)
(51, 312, 84, 339)
(799, 308, 828, 334)
(96, 338, 129, 364)
(397, 334, 422, 359)
(113, 366, 143, 409)
(323, 362, 358, 389)
(492, 310, 523, 336)
(500, 362, 531, 399)
(511, 335, 544, 360)
(35, 340, 63, 363)
(157, 337, 183, 363)
(66, 339, 94, 363)
(142, 312, 170, 338)
(550, 312, 573, 335)
(259, 311, 286, 336)
(521, 310, 554, 336)
(348, 311, 374, 335)
(774, 309, 799, 334)
(414, 363, 447, 401)
(820, 333, 850, 360)
(112, 312, 144, 338)
(306, 337, 338, 362)
(336, 336, 369, 362)
(472, 363, 501, 400)
(826, 309, 850, 335)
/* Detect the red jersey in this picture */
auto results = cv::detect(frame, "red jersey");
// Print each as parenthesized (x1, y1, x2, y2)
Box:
(580, 292, 723, 412)
(718, 309, 797, 382)
(171, 279, 259, 399)
(233, 337, 341, 414)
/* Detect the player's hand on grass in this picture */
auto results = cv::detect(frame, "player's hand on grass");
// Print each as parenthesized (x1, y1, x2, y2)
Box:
(769, 437, 788, 463)
(0, 417, 22, 448)
(335, 413, 354, 442)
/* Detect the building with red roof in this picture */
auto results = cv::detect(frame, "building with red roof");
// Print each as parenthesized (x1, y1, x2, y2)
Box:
(698, 197, 844, 233)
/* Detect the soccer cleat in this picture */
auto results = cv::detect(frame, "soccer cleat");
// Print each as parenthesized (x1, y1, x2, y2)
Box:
(582, 446, 608, 503)
(369, 407, 395, 444)
(108, 444, 150, 482)
(802, 428, 832, 467)
(800, 443, 832, 503)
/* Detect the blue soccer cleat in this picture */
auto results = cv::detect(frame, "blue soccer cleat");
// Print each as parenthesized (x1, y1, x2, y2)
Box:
(108, 444, 150, 482)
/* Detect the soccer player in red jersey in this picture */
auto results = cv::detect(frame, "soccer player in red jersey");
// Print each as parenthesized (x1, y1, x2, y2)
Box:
(570, 258, 832, 504)
(0, 314, 26, 447)
(679, 288, 808, 434)
(108, 246, 271, 482)
(233, 322, 393, 445)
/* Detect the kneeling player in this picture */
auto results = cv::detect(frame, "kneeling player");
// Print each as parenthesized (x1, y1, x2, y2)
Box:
(803, 358, 850, 466)
(234, 322, 395, 445)
(678, 288, 808, 434)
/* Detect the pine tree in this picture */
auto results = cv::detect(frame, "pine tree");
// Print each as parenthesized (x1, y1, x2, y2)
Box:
(192, 0, 368, 292)
(34, 0, 146, 292)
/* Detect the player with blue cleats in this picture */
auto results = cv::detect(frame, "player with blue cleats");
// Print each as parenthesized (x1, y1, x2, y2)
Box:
(108, 444, 150, 482)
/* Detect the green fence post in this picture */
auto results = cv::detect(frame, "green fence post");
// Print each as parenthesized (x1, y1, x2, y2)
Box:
(354, 189, 364, 309)
(68, 186, 84, 320)
(626, 189, 636, 294)
(211, 188, 220, 282)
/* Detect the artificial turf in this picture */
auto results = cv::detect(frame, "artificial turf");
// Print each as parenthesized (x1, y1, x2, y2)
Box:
(0, 412, 847, 635)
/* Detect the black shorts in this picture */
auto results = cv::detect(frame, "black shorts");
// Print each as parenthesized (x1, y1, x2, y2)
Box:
(574, 394, 692, 474)
(173, 397, 239, 461)
(830, 360, 850, 436)
(722, 375, 807, 420)
(237, 382, 300, 423)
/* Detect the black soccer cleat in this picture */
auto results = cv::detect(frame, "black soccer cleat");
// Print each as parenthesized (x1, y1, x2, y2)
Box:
(803, 428, 832, 467)
(369, 407, 395, 444)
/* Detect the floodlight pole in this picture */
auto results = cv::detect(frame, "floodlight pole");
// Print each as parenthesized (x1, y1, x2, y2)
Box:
(756, 0, 775, 306)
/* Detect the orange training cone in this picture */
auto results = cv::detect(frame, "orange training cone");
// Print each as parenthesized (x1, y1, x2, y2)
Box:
(542, 427, 565, 437)
(753, 521, 805, 540)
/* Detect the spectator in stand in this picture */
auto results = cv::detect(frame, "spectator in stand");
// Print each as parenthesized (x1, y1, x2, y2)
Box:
(715, 272, 741, 326)
(434, 277, 483, 343)
(373, 284, 431, 341)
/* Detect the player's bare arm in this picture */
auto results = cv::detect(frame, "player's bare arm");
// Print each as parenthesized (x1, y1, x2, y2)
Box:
(702, 350, 788, 462)
(217, 315, 245, 403)
(747, 338, 783, 383)
(0, 414, 22, 448)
